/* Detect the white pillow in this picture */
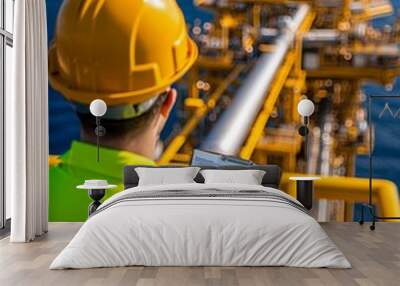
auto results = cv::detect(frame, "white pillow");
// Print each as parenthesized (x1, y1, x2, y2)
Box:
(136, 167, 200, 186)
(200, 169, 266, 185)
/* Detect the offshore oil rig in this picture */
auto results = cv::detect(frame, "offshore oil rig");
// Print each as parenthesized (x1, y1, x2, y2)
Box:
(158, 0, 400, 221)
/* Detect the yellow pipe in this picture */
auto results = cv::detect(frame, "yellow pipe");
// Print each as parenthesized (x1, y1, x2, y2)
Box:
(341, 0, 351, 23)
(306, 67, 400, 84)
(280, 173, 400, 221)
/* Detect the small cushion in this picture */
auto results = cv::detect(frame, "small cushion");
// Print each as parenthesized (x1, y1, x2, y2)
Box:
(200, 169, 266, 185)
(136, 167, 200, 186)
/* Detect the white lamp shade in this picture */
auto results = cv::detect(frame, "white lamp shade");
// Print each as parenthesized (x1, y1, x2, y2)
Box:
(297, 99, 315, 117)
(89, 99, 107, 117)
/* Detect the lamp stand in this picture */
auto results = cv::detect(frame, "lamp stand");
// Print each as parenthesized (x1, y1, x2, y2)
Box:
(94, 117, 106, 162)
(298, 116, 309, 172)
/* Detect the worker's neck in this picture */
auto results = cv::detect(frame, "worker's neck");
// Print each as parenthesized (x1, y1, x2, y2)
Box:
(81, 130, 156, 160)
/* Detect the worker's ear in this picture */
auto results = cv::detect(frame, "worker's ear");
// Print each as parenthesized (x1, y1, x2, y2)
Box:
(160, 88, 177, 118)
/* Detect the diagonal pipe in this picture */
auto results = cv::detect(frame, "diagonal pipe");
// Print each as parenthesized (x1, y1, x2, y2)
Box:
(200, 4, 310, 155)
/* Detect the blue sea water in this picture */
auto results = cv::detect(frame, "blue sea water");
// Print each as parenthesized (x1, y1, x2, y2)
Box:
(47, 0, 80, 154)
(356, 79, 400, 184)
(355, 0, 400, 187)
(47, 1, 400, 213)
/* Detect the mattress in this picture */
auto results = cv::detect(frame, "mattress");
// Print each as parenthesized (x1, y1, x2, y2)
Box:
(50, 183, 351, 269)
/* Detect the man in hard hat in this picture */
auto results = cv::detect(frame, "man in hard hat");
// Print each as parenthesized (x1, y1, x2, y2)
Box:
(48, 0, 198, 221)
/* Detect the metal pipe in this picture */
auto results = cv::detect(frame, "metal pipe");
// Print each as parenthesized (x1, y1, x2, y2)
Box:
(158, 65, 245, 165)
(200, 4, 310, 155)
(302, 29, 340, 46)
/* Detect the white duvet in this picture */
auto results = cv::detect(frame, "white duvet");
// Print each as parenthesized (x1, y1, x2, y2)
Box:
(50, 183, 351, 269)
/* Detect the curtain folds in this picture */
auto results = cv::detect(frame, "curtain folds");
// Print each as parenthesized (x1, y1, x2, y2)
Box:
(7, 0, 48, 242)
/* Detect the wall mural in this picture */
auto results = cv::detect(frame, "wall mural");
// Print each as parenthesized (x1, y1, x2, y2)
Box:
(46, 0, 400, 222)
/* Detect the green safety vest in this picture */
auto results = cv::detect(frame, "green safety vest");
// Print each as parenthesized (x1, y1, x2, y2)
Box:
(49, 141, 155, 222)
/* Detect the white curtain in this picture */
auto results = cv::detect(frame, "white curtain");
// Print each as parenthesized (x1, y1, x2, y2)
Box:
(7, 0, 48, 242)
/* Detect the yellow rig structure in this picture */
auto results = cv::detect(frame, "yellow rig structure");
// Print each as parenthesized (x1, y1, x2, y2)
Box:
(158, 0, 400, 221)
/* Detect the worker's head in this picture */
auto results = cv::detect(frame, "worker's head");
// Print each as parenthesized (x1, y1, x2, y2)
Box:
(48, 0, 197, 159)
(76, 88, 177, 159)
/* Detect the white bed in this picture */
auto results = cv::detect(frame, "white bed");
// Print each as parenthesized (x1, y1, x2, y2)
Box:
(50, 183, 351, 269)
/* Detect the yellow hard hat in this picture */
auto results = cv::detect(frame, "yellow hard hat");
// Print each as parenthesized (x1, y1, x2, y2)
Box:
(49, 0, 198, 107)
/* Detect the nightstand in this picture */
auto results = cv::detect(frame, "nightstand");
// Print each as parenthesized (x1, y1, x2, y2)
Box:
(289, 177, 320, 210)
(77, 180, 116, 215)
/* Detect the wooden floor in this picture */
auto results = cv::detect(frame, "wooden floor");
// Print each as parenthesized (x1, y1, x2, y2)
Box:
(0, 223, 399, 286)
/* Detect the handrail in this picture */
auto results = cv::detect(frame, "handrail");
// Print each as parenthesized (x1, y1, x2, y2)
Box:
(280, 173, 400, 221)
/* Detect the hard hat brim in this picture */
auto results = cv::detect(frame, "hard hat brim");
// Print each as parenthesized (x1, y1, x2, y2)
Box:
(49, 39, 198, 107)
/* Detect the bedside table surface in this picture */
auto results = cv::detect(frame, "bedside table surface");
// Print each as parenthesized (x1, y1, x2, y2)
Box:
(289, 176, 320, 181)
(76, 185, 117, 190)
